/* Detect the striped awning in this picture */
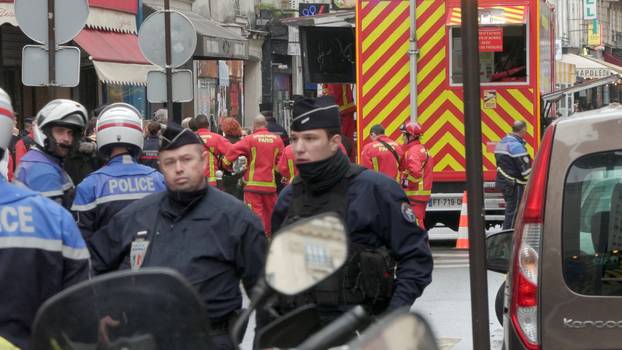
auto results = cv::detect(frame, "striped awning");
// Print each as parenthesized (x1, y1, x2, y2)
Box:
(446, 5, 527, 26)
(556, 61, 576, 85)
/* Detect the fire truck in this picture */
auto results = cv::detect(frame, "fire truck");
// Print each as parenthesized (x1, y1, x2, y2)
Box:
(355, 0, 555, 231)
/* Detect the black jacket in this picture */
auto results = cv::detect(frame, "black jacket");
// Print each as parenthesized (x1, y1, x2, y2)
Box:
(90, 186, 267, 320)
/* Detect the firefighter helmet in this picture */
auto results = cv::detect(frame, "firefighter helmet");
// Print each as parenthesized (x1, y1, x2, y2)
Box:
(401, 121, 423, 137)
(96, 103, 144, 156)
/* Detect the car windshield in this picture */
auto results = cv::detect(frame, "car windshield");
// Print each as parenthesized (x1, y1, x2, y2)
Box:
(562, 150, 622, 296)
(30, 270, 212, 350)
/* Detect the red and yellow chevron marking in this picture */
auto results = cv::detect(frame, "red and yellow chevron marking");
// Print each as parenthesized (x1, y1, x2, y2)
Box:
(446, 5, 527, 26)
(357, 0, 539, 180)
(356, 0, 411, 146)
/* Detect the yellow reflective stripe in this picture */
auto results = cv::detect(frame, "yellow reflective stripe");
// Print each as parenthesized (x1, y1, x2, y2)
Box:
(246, 180, 276, 187)
(407, 175, 422, 183)
(272, 148, 279, 184)
(209, 146, 216, 176)
(249, 147, 257, 183)
(372, 157, 380, 172)
(497, 167, 527, 185)
(288, 159, 295, 179)
(223, 158, 232, 166)
(405, 190, 432, 196)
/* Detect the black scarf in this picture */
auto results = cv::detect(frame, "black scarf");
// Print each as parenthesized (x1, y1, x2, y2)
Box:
(298, 150, 351, 193)
(164, 186, 207, 220)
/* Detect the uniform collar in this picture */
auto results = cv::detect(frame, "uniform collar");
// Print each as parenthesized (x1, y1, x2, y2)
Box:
(197, 128, 211, 134)
(508, 134, 525, 144)
(377, 135, 393, 143)
(108, 154, 136, 165)
(253, 128, 268, 133)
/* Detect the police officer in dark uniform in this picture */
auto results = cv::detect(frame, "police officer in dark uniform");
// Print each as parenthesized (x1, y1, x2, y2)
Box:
(139, 119, 161, 170)
(89, 124, 267, 350)
(494, 120, 532, 229)
(270, 96, 433, 328)
(0, 88, 90, 350)
(72, 103, 166, 244)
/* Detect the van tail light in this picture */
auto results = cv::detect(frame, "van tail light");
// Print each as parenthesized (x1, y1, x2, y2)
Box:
(509, 125, 556, 350)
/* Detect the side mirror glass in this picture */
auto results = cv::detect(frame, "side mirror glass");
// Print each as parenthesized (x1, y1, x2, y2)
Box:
(265, 212, 348, 296)
(486, 229, 514, 274)
(348, 307, 439, 350)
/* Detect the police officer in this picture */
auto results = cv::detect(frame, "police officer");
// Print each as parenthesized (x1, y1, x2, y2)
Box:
(270, 96, 433, 327)
(361, 124, 404, 182)
(140, 119, 162, 170)
(72, 103, 166, 244)
(89, 124, 267, 350)
(14, 99, 88, 209)
(400, 121, 434, 229)
(0, 88, 90, 350)
(494, 120, 532, 229)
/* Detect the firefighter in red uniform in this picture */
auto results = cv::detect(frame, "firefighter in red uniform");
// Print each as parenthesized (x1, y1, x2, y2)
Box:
(224, 115, 284, 236)
(361, 124, 404, 182)
(277, 144, 297, 184)
(400, 121, 433, 229)
(194, 114, 231, 187)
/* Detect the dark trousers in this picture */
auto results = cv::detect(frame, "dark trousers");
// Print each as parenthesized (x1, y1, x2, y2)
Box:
(501, 182, 524, 230)
(209, 334, 235, 350)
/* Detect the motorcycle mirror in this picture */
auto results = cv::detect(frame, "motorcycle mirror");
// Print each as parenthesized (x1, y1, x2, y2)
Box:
(265, 212, 348, 296)
(348, 307, 439, 350)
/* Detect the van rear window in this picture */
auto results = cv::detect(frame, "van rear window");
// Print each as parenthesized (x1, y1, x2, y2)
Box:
(562, 151, 622, 296)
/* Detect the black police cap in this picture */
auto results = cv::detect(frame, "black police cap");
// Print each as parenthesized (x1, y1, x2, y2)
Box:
(291, 96, 340, 132)
(160, 123, 203, 151)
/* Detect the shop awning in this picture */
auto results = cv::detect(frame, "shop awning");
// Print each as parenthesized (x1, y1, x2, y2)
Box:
(558, 54, 617, 79)
(145, 5, 248, 60)
(446, 5, 527, 26)
(280, 10, 355, 27)
(542, 74, 621, 102)
(0, 2, 17, 26)
(556, 61, 576, 85)
(74, 29, 156, 85)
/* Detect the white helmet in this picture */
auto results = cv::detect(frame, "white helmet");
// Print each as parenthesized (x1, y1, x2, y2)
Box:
(96, 103, 144, 156)
(33, 99, 88, 149)
(0, 88, 14, 152)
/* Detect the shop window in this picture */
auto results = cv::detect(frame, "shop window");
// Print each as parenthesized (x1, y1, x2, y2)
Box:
(450, 25, 528, 85)
(104, 84, 147, 117)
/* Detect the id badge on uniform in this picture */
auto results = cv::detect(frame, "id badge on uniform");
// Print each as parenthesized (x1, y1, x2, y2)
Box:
(130, 231, 150, 270)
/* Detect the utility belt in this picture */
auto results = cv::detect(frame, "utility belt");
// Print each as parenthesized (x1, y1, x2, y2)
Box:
(280, 243, 396, 315)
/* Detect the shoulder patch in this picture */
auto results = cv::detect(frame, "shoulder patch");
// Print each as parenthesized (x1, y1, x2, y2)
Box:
(401, 202, 417, 223)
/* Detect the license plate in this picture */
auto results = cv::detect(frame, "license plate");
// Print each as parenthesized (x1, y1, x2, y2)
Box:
(428, 197, 462, 209)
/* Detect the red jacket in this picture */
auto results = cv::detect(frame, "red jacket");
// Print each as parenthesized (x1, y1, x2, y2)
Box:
(196, 128, 231, 186)
(277, 145, 297, 183)
(401, 140, 433, 203)
(360, 136, 404, 182)
(14, 133, 35, 167)
(224, 128, 284, 193)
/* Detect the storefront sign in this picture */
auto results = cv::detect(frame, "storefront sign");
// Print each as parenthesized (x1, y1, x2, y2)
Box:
(584, 0, 596, 20)
(299, 3, 329, 17)
(576, 68, 609, 79)
(587, 20, 602, 46)
(479, 27, 503, 52)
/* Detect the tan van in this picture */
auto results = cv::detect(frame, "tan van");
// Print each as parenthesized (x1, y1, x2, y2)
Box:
(487, 104, 622, 350)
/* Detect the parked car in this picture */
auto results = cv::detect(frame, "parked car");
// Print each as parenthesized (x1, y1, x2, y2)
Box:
(487, 104, 622, 350)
